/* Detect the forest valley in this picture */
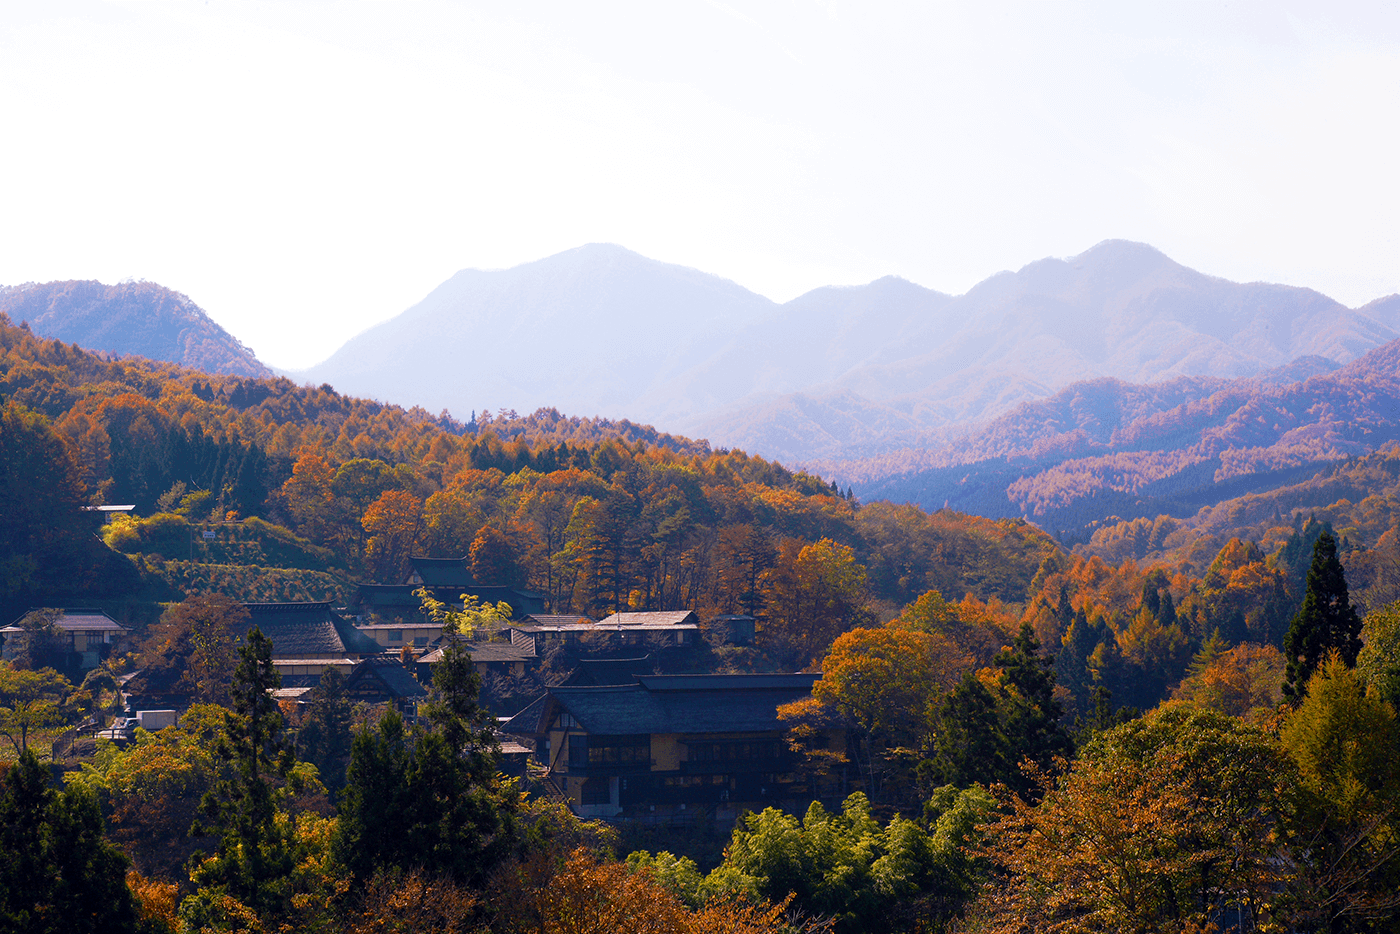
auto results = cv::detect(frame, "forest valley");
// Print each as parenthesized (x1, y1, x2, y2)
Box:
(1, 311, 1400, 933)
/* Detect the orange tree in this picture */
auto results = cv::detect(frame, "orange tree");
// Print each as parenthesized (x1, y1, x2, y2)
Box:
(761, 538, 871, 668)
(971, 704, 1295, 934)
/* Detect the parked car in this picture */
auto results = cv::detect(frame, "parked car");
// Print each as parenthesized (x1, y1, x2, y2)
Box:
(96, 717, 135, 744)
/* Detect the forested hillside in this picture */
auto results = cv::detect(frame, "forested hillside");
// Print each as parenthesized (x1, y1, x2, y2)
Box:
(4, 306, 1400, 933)
(841, 338, 1400, 541)
(0, 311, 1054, 632)
(0, 279, 272, 378)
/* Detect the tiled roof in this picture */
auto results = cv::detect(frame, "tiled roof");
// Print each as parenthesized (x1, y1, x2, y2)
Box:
(596, 611, 699, 628)
(504, 694, 551, 734)
(564, 656, 654, 686)
(520, 615, 595, 627)
(346, 655, 427, 698)
(245, 602, 382, 657)
(419, 640, 536, 665)
(11, 608, 127, 632)
(352, 584, 543, 619)
(503, 673, 819, 736)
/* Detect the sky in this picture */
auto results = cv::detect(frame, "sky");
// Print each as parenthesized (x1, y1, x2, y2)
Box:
(1, 1, 1398, 371)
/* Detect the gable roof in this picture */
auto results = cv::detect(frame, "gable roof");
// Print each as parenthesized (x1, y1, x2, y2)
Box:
(418, 640, 537, 665)
(563, 656, 654, 686)
(503, 673, 819, 736)
(245, 602, 382, 657)
(351, 583, 544, 619)
(9, 608, 127, 633)
(344, 655, 427, 699)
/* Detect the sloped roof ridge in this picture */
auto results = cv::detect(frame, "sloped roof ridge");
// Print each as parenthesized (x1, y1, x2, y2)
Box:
(551, 684, 642, 694)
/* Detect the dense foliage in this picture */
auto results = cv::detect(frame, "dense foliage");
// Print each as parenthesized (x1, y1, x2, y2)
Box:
(3, 311, 1400, 931)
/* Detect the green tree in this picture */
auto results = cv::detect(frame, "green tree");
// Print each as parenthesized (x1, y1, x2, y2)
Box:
(183, 627, 307, 926)
(296, 666, 354, 798)
(1280, 654, 1400, 932)
(1284, 532, 1363, 703)
(8, 608, 68, 672)
(334, 635, 516, 884)
(0, 402, 89, 612)
(1357, 599, 1400, 710)
(0, 749, 140, 934)
(930, 623, 1072, 799)
(0, 661, 71, 756)
(971, 705, 1295, 934)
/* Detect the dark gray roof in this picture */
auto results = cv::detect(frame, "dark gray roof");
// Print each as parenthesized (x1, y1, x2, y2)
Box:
(520, 614, 594, 628)
(504, 694, 550, 734)
(353, 583, 543, 619)
(503, 673, 819, 736)
(245, 602, 382, 657)
(563, 656, 654, 686)
(409, 556, 473, 587)
(11, 608, 127, 632)
(345, 655, 427, 698)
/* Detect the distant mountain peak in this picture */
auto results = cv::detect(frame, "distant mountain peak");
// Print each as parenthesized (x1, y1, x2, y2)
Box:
(0, 279, 271, 378)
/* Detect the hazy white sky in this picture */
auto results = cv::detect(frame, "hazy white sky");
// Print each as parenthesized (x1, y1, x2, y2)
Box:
(1, 1, 1398, 370)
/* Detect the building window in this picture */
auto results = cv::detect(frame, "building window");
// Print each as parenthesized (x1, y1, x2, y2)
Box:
(687, 740, 781, 763)
(580, 777, 610, 805)
(388, 630, 403, 643)
(569, 734, 650, 768)
(587, 735, 650, 765)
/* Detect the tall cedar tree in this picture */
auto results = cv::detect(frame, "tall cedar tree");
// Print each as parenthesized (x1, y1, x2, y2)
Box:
(0, 750, 140, 934)
(188, 627, 299, 921)
(930, 623, 1072, 799)
(334, 637, 516, 884)
(296, 665, 354, 799)
(1284, 532, 1363, 702)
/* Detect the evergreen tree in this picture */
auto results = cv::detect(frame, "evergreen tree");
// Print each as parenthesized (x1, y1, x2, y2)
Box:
(297, 665, 354, 798)
(1283, 532, 1363, 703)
(0, 750, 139, 934)
(185, 627, 300, 923)
(931, 623, 1073, 798)
(334, 638, 516, 884)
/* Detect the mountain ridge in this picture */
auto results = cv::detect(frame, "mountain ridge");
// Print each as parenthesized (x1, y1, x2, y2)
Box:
(0, 279, 272, 379)
(298, 239, 1399, 466)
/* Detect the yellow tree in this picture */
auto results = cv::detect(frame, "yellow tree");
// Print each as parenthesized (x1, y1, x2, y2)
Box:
(1280, 655, 1400, 929)
(800, 625, 969, 805)
(761, 538, 870, 667)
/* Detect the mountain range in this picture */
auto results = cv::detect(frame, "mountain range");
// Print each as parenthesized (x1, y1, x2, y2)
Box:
(296, 240, 1400, 465)
(0, 279, 270, 379)
(832, 337, 1400, 538)
(11, 243, 1400, 513)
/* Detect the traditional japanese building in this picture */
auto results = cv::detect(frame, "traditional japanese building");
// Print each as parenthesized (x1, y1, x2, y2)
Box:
(348, 555, 546, 623)
(417, 638, 538, 678)
(502, 673, 841, 821)
(244, 602, 383, 686)
(0, 608, 130, 671)
(508, 611, 699, 653)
